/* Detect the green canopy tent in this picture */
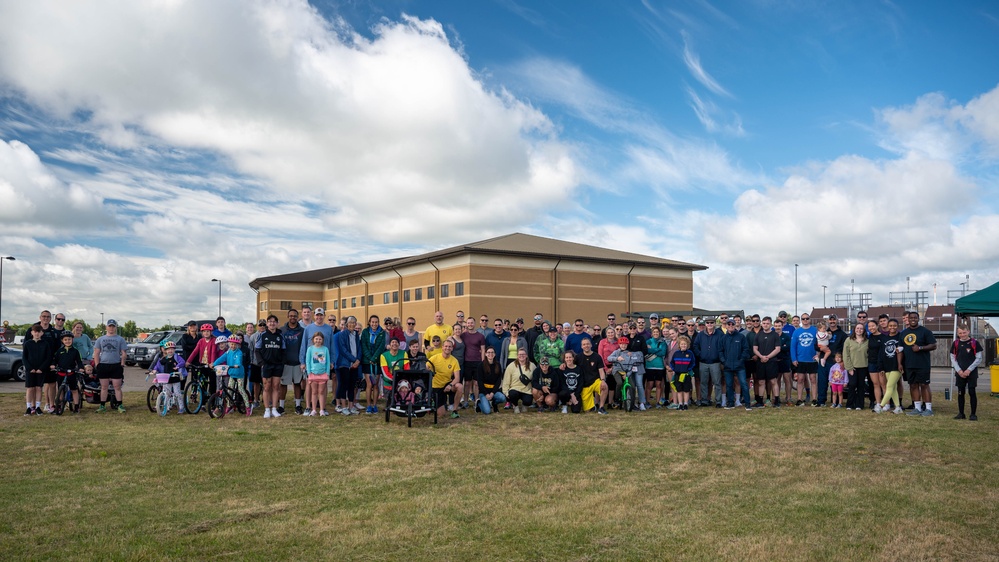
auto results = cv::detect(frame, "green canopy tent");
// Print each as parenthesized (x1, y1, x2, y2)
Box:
(952, 281, 999, 397)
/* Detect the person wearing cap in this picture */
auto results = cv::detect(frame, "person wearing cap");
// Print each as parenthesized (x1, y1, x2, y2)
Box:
(299, 308, 334, 415)
(525, 312, 545, 364)
(531, 356, 561, 412)
(692, 318, 723, 407)
(94, 318, 128, 413)
(719, 319, 751, 410)
(778, 311, 794, 336)
(423, 311, 453, 352)
(535, 324, 565, 371)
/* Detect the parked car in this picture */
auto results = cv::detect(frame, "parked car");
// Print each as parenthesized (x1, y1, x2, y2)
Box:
(0, 342, 24, 382)
(127, 331, 183, 369)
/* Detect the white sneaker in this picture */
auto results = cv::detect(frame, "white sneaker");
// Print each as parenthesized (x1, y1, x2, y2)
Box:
(264, 409, 272, 419)
(320, 410, 330, 416)
(272, 408, 282, 418)
(340, 408, 351, 416)
(561, 405, 568, 414)
(309, 410, 318, 417)
(334, 405, 343, 413)
(893, 407, 903, 414)
(873, 404, 882, 413)
(639, 403, 647, 411)
(349, 407, 359, 415)
(447, 404, 455, 412)
(514, 405, 521, 414)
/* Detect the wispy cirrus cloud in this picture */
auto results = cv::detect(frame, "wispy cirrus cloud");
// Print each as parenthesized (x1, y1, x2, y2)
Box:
(680, 30, 732, 98)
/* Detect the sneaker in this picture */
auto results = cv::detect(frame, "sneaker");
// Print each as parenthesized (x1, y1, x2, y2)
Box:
(639, 403, 647, 411)
(245, 405, 253, 417)
(272, 409, 282, 418)
(724, 405, 733, 410)
(906, 408, 923, 416)
(450, 411, 460, 419)
(658, 397, 667, 406)
(349, 407, 359, 415)
(371, 405, 378, 413)
(561, 405, 568, 414)
(459, 400, 467, 409)
(447, 404, 455, 412)
(96, 404, 106, 414)
(745, 405, 752, 411)
(892, 407, 903, 414)
(278, 406, 286, 415)
(24, 407, 32, 416)
(264, 409, 272, 419)
(320, 410, 330, 416)
(340, 408, 350, 416)
(920, 409, 933, 417)
(513, 405, 520, 414)
(795, 400, 803, 406)
(874, 404, 882, 413)
(34, 407, 44, 416)
(667, 403, 679, 410)
(364, 406, 373, 414)
(117, 404, 126, 414)
(303, 408, 312, 416)
(503, 402, 512, 409)
(294, 405, 302, 415)
(597, 408, 608, 415)
(969, 414, 978, 421)
(954, 413, 966, 420)
(334, 405, 343, 413)
(904, 403, 916, 410)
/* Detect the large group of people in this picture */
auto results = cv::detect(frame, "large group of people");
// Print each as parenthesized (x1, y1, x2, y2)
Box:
(19, 305, 984, 421)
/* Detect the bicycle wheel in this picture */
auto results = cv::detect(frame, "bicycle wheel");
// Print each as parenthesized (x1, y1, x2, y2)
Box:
(184, 383, 204, 414)
(157, 391, 169, 416)
(146, 385, 160, 413)
(54, 383, 69, 415)
(624, 383, 634, 412)
(207, 393, 226, 419)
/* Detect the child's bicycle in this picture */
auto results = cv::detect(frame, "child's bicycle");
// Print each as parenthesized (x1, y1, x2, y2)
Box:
(53, 370, 83, 415)
(183, 364, 214, 414)
(146, 370, 182, 416)
(618, 368, 637, 412)
(206, 367, 248, 419)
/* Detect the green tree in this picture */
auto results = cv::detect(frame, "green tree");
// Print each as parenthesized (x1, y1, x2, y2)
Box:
(67, 318, 93, 335)
(119, 320, 139, 339)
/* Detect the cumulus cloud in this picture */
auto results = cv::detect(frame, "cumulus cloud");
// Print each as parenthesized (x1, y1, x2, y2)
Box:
(0, 1, 577, 244)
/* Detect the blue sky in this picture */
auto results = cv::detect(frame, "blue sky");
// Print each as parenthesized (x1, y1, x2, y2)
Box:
(0, 0, 997, 327)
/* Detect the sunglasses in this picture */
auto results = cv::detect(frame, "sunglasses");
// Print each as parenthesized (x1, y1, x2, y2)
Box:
(407, 322, 415, 325)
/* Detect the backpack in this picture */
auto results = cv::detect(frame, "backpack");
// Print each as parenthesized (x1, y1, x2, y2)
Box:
(952, 338, 978, 356)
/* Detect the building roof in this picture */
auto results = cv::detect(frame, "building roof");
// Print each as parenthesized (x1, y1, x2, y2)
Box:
(249, 233, 707, 289)
(809, 307, 849, 320)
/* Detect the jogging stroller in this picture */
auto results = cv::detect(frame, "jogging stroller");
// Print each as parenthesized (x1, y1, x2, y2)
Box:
(384, 369, 437, 427)
(81, 375, 120, 410)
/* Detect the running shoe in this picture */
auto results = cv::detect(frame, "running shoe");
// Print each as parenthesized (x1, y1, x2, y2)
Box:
(320, 410, 330, 416)
(513, 405, 520, 414)
(294, 405, 302, 415)
(24, 407, 31, 416)
(339, 409, 349, 416)
(277, 406, 286, 415)
(906, 408, 923, 416)
(892, 407, 903, 414)
(34, 408, 44, 416)
(561, 405, 568, 414)
(639, 403, 647, 411)
(348, 407, 359, 415)
(272, 408, 281, 418)
(264, 409, 272, 419)
(969, 414, 978, 421)
(117, 404, 126, 414)
(920, 409, 933, 417)
(954, 413, 966, 420)
(597, 407, 608, 415)
(450, 411, 460, 419)
(96, 404, 106, 414)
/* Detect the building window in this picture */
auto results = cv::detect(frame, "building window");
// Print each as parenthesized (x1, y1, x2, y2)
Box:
(322, 302, 327, 311)
(440, 284, 449, 298)
(427, 285, 435, 299)
(259, 301, 267, 311)
(392, 291, 398, 303)
(346, 277, 362, 286)
(301, 301, 313, 309)
(383, 293, 390, 304)
(367, 295, 373, 306)
(333, 300, 339, 310)
(351, 297, 357, 308)
(455, 282, 464, 296)
(404, 290, 411, 302)
(341, 299, 347, 309)
(280, 301, 292, 310)
(415, 288, 422, 301)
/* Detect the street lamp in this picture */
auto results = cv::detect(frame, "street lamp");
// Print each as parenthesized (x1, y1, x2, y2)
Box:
(822, 285, 827, 307)
(100, 312, 104, 333)
(211, 279, 222, 318)
(0, 256, 14, 328)
(794, 264, 799, 316)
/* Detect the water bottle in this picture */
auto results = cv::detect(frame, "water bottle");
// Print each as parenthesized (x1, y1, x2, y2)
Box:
(944, 387, 951, 400)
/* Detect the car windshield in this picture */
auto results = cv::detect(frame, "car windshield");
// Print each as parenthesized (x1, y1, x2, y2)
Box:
(167, 332, 184, 344)
(142, 332, 168, 344)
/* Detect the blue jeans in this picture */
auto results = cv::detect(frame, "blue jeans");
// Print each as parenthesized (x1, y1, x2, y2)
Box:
(817, 361, 830, 405)
(724, 368, 749, 407)
(478, 391, 507, 415)
(635, 373, 646, 405)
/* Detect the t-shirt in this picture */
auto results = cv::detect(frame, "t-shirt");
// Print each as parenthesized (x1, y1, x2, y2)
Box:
(564, 332, 592, 355)
(423, 323, 452, 348)
(560, 365, 583, 394)
(578, 351, 603, 387)
(899, 326, 935, 370)
(255, 329, 285, 365)
(281, 323, 305, 365)
(829, 364, 847, 385)
(952, 338, 981, 375)
(402, 331, 421, 351)
(306, 345, 329, 376)
(460, 331, 485, 362)
(428, 353, 460, 389)
(754, 330, 780, 358)
(879, 333, 902, 372)
(95, 334, 127, 364)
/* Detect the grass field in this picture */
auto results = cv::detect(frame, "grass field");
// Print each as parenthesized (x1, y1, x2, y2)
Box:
(1, 393, 998, 561)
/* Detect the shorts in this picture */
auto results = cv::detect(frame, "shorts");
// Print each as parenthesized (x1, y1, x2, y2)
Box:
(95, 363, 124, 380)
(778, 359, 791, 373)
(25, 371, 44, 388)
(557, 391, 582, 413)
(672, 372, 693, 393)
(462, 361, 481, 383)
(794, 362, 817, 375)
(433, 387, 455, 409)
(581, 379, 602, 412)
(955, 372, 978, 391)
(281, 365, 304, 386)
(307, 374, 329, 383)
(249, 364, 263, 384)
(744, 360, 757, 378)
(831, 383, 844, 393)
(646, 368, 664, 382)
(261, 364, 283, 379)
(44, 371, 59, 385)
(906, 367, 930, 385)
(757, 361, 779, 381)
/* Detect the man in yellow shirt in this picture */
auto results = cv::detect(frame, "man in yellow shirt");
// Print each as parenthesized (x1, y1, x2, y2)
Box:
(428, 339, 462, 420)
(423, 310, 453, 350)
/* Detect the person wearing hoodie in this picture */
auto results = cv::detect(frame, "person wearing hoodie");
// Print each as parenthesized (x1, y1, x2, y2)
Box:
(720, 319, 751, 410)
(360, 315, 387, 414)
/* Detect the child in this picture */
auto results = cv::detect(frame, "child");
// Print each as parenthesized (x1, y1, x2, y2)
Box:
(951, 326, 983, 420)
(149, 341, 188, 414)
(187, 324, 222, 395)
(829, 352, 847, 408)
(52, 331, 85, 413)
(212, 335, 251, 416)
(815, 321, 831, 367)
(668, 336, 696, 411)
(22, 324, 49, 416)
(426, 335, 443, 358)
(395, 379, 415, 405)
(305, 332, 330, 416)
(607, 337, 645, 411)
(380, 338, 409, 400)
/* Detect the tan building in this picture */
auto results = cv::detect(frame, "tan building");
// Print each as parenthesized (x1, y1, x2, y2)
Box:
(249, 233, 706, 328)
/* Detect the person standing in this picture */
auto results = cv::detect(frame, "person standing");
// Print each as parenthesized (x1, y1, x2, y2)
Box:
(177, 321, 200, 367)
(525, 313, 545, 363)
(564, 319, 592, 356)
(951, 325, 982, 420)
(753, 316, 782, 407)
(93, 319, 128, 413)
(484, 319, 509, 358)
(460, 317, 486, 407)
(692, 318, 722, 407)
(256, 315, 286, 419)
(900, 311, 937, 416)
(842, 323, 869, 410)
(423, 311, 453, 351)
(71, 321, 94, 365)
(334, 316, 361, 415)
(360, 315, 386, 414)
(790, 313, 817, 406)
(866, 319, 886, 411)
(720, 319, 750, 410)
(876, 319, 904, 414)
(817, 315, 846, 407)
(402, 317, 421, 351)
(299, 308, 334, 415)
(279, 309, 305, 415)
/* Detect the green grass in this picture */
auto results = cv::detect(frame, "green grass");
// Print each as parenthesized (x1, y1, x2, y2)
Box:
(1, 394, 998, 561)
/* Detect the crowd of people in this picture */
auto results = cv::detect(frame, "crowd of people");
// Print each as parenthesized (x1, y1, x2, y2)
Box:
(19, 305, 984, 421)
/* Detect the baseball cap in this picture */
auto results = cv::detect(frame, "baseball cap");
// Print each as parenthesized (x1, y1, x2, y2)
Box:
(778, 311, 788, 317)
(257, 319, 266, 326)
(106, 319, 118, 327)
(314, 307, 325, 315)
(726, 319, 736, 325)
(649, 313, 659, 320)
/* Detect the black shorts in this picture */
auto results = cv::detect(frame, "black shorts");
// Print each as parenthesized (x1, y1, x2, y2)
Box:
(778, 359, 791, 373)
(432, 387, 455, 409)
(955, 372, 978, 390)
(261, 364, 283, 379)
(758, 361, 779, 381)
(95, 363, 124, 380)
(557, 391, 582, 412)
(25, 371, 44, 388)
(43, 371, 60, 385)
(906, 367, 930, 385)
(249, 364, 263, 384)
(646, 368, 664, 382)
(794, 362, 817, 375)
(744, 361, 757, 378)
(462, 361, 481, 383)
(672, 372, 693, 393)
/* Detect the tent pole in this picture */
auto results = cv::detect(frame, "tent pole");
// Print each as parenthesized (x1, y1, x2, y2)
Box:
(950, 312, 958, 401)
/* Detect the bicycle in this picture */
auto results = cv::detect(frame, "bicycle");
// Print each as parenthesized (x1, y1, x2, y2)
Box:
(145, 372, 162, 413)
(183, 364, 214, 415)
(206, 367, 249, 419)
(54, 370, 83, 415)
(619, 369, 636, 412)
(146, 370, 182, 416)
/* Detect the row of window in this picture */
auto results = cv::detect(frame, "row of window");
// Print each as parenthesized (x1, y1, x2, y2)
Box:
(261, 282, 465, 312)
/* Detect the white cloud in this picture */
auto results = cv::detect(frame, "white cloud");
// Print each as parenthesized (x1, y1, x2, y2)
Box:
(0, 1, 577, 244)
(680, 30, 731, 98)
(685, 85, 745, 136)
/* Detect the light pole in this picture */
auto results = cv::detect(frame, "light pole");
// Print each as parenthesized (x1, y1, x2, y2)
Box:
(100, 312, 104, 334)
(0, 256, 14, 328)
(906, 276, 910, 292)
(794, 264, 798, 316)
(211, 279, 222, 318)
(822, 285, 827, 307)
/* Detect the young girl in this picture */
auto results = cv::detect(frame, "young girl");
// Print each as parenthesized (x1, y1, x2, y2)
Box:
(149, 341, 188, 415)
(829, 352, 847, 408)
(668, 336, 696, 411)
(306, 332, 331, 416)
(212, 335, 251, 417)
